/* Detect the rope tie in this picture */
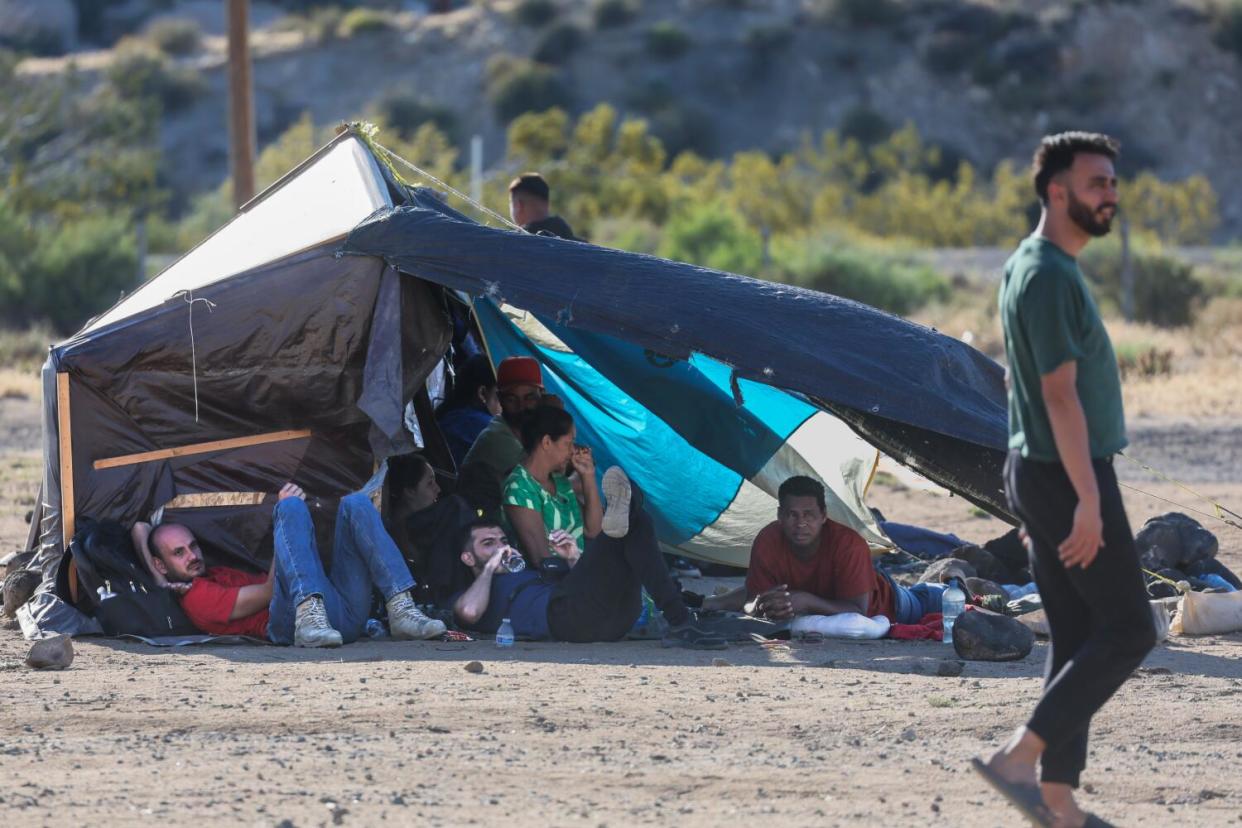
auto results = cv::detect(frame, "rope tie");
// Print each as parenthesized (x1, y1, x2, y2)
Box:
(174, 290, 216, 423)
(1117, 451, 1242, 532)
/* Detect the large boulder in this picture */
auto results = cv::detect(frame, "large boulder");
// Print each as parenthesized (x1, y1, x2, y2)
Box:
(0, 0, 77, 55)
(1135, 512, 1217, 571)
(918, 557, 976, 585)
(952, 610, 1034, 662)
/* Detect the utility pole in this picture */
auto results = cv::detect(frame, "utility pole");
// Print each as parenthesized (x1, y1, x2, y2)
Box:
(227, 0, 256, 208)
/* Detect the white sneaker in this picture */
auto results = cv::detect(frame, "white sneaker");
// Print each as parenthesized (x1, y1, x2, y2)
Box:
(601, 466, 632, 539)
(387, 591, 446, 640)
(293, 595, 343, 648)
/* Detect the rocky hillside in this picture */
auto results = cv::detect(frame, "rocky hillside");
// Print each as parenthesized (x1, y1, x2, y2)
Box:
(10, 0, 1242, 237)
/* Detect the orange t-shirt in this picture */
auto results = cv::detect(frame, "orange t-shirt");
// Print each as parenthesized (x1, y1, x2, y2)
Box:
(745, 520, 895, 620)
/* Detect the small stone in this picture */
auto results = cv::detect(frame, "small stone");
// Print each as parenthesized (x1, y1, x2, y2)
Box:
(3, 568, 42, 619)
(711, 658, 732, 667)
(936, 659, 965, 677)
(900, 727, 917, 742)
(26, 635, 74, 670)
(953, 612, 1034, 662)
(464, 661, 484, 673)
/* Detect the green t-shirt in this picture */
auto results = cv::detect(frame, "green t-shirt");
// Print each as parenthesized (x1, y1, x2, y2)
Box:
(998, 236, 1127, 461)
(461, 416, 524, 480)
(503, 464, 585, 552)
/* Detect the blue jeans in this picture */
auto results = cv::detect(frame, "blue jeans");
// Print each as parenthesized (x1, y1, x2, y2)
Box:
(267, 494, 415, 645)
(891, 580, 947, 624)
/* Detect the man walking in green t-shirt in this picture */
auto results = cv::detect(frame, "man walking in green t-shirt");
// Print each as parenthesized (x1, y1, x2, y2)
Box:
(973, 133, 1157, 828)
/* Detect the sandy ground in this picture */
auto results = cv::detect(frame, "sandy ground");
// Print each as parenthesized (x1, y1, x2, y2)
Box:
(3, 395, 1242, 826)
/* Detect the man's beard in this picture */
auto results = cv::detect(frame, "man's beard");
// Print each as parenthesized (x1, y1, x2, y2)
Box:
(502, 407, 533, 429)
(1067, 189, 1115, 237)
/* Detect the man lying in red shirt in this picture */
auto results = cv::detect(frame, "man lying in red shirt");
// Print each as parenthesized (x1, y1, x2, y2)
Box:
(133, 483, 445, 647)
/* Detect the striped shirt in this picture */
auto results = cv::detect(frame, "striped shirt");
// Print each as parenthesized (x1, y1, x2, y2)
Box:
(503, 464, 585, 552)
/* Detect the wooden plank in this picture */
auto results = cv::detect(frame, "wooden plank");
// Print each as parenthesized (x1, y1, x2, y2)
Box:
(93, 429, 312, 471)
(57, 372, 75, 550)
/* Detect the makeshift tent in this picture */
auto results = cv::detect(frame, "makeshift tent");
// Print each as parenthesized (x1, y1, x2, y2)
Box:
(19, 127, 1011, 638)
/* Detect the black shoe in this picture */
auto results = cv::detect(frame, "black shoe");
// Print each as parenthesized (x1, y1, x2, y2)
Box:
(662, 620, 727, 650)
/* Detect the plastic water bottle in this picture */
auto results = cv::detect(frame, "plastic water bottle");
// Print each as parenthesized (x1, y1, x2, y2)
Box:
(942, 579, 966, 645)
(365, 618, 387, 639)
(496, 618, 515, 648)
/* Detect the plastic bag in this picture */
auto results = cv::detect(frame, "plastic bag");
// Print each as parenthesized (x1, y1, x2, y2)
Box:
(1171, 589, 1242, 636)
(790, 613, 891, 640)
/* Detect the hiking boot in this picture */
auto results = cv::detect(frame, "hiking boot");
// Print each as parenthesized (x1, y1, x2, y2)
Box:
(387, 591, 446, 640)
(294, 595, 342, 648)
(601, 466, 632, 539)
(662, 618, 728, 650)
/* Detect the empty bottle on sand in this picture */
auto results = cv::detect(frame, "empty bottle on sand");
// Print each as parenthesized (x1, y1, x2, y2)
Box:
(942, 579, 966, 644)
(496, 618, 515, 648)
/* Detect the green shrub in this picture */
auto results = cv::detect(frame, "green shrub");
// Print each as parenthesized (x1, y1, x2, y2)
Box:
(744, 24, 793, 76)
(376, 90, 457, 139)
(646, 21, 691, 60)
(486, 57, 571, 123)
(813, 0, 904, 28)
(657, 202, 763, 275)
(1209, 0, 1242, 58)
(272, 8, 343, 43)
(106, 40, 206, 113)
(26, 214, 139, 333)
(1081, 242, 1204, 328)
(774, 240, 950, 316)
(592, 217, 661, 255)
(838, 104, 892, 147)
(514, 0, 558, 27)
(146, 17, 203, 56)
(0, 196, 36, 316)
(593, 0, 638, 29)
(533, 21, 583, 65)
(337, 8, 397, 38)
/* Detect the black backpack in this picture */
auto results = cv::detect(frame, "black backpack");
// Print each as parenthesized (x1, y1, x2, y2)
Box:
(61, 518, 201, 637)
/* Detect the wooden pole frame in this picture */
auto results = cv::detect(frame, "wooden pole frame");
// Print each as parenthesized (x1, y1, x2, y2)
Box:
(93, 429, 312, 471)
(56, 372, 75, 550)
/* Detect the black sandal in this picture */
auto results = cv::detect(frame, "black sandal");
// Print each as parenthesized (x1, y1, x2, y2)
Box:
(971, 757, 1054, 827)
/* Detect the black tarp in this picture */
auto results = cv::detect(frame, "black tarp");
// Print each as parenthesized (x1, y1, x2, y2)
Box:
(343, 201, 1013, 520)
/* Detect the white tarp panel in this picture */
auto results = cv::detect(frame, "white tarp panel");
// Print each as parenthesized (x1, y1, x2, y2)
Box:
(83, 136, 391, 334)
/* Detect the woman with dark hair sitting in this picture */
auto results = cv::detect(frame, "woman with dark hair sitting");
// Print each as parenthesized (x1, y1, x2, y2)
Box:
(386, 453, 477, 605)
(503, 405, 602, 567)
(469, 404, 723, 647)
(435, 354, 501, 469)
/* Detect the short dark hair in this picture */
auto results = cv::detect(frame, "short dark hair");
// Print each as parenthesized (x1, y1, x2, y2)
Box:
(519, 404, 575, 455)
(777, 476, 826, 512)
(508, 172, 550, 201)
(1031, 131, 1120, 205)
(456, 517, 505, 557)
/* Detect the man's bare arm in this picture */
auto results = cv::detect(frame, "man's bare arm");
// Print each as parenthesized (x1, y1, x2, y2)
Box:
(453, 553, 505, 625)
(229, 581, 274, 621)
(131, 522, 168, 588)
(1041, 360, 1103, 569)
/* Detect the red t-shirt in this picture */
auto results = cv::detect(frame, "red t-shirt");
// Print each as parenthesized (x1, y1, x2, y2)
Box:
(180, 567, 270, 638)
(745, 520, 895, 620)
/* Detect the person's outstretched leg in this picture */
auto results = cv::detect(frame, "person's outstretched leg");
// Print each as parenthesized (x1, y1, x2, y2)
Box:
(268, 496, 342, 648)
(329, 494, 445, 641)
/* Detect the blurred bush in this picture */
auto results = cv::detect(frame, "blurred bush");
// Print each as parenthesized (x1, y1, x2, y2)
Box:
(812, 0, 904, 28)
(106, 38, 206, 113)
(337, 8, 398, 37)
(593, 0, 639, 29)
(773, 238, 951, 315)
(486, 56, 571, 122)
(513, 0, 558, 28)
(1081, 237, 1204, 328)
(145, 17, 202, 56)
(533, 21, 583, 65)
(375, 90, 458, 140)
(1209, 0, 1242, 58)
(657, 202, 763, 274)
(646, 21, 691, 60)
